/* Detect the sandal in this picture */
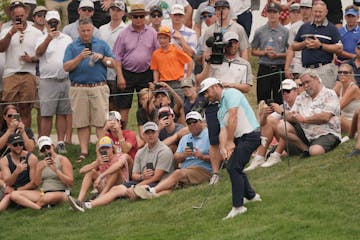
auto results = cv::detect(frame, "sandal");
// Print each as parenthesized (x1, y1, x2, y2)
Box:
(76, 153, 88, 163)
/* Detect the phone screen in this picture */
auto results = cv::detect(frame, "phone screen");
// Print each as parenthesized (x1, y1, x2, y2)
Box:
(146, 162, 154, 170)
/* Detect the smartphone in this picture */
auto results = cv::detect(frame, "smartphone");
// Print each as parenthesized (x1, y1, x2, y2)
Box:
(100, 150, 108, 162)
(13, 113, 20, 121)
(84, 42, 92, 52)
(186, 142, 193, 151)
(146, 162, 154, 170)
(15, 17, 22, 25)
(108, 111, 116, 121)
(49, 21, 58, 31)
(158, 111, 170, 119)
(265, 99, 274, 106)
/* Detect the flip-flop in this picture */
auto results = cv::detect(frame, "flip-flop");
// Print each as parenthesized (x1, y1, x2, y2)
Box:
(76, 153, 88, 163)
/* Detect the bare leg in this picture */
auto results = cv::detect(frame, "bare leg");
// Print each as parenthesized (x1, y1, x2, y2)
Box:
(95, 126, 105, 139)
(277, 120, 308, 151)
(99, 172, 120, 196)
(77, 126, 91, 155)
(90, 185, 127, 208)
(65, 114, 73, 144)
(119, 109, 130, 128)
(36, 192, 68, 207)
(154, 169, 186, 194)
(0, 194, 11, 212)
(18, 103, 32, 128)
(56, 114, 67, 142)
(78, 170, 97, 201)
(41, 116, 53, 136)
(10, 190, 42, 210)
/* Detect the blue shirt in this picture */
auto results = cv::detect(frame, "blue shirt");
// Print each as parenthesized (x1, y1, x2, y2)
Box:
(338, 26, 360, 61)
(176, 128, 212, 172)
(218, 88, 259, 138)
(295, 19, 341, 66)
(63, 37, 114, 84)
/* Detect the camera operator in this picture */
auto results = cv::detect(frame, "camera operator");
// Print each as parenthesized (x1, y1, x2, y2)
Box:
(201, 0, 250, 62)
(196, 30, 253, 185)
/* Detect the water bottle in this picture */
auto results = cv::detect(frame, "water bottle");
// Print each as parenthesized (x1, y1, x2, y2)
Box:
(267, 37, 274, 47)
(88, 55, 95, 67)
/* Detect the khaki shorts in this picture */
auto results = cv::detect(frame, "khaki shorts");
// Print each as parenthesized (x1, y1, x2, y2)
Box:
(70, 84, 109, 128)
(2, 73, 36, 104)
(178, 166, 212, 186)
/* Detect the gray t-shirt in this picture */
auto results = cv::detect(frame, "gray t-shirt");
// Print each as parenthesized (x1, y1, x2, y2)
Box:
(133, 140, 174, 179)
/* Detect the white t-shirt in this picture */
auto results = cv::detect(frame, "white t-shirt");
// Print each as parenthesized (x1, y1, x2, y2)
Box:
(35, 33, 73, 79)
(99, 21, 127, 80)
(0, 24, 43, 78)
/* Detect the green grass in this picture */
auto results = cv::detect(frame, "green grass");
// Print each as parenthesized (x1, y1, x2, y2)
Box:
(1, 139, 359, 240)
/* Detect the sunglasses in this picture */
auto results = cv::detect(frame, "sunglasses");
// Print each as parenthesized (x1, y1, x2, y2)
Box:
(282, 89, 292, 94)
(132, 15, 145, 19)
(151, 13, 163, 18)
(297, 83, 303, 87)
(40, 145, 51, 153)
(201, 13, 213, 19)
(35, 13, 46, 17)
(186, 119, 199, 125)
(7, 114, 16, 118)
(338, 71, 350, 75)
(12, 142, 24, 147)
(81, 7, 94, 12)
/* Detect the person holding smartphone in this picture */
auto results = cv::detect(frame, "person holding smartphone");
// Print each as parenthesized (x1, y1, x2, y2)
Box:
(9, 136, 73, 210)
(134, 111, 212, 200)
(68, 122, 173, 212)
(68, 136, 129, 207)
(0, 104, 36, 157)
(0, 133, 38, 212)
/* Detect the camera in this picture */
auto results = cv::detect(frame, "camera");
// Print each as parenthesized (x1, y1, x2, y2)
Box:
(265, 99, 274, 106)
(154, 83, 162, 89)
(108, 111, 116, 121)
(13, 113, 20, 121)
(146, 162, 154, 170)
(48, 20, 58, 31)
(15, 17, 22, 25)
(186, 142, 193, 151)
(84, 42, 92, 52)
(206, 32, 230, 65)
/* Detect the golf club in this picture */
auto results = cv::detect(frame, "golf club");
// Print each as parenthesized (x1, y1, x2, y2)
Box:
(192, 159, 226, 209)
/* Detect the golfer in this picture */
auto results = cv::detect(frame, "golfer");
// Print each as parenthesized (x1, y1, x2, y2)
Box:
(199, 78, 262, 220)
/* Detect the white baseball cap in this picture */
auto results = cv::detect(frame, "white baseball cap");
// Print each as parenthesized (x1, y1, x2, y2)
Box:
(107, 111, 121, 121)
(38, 136, 53, 150)
(300, 0, 312, 8)
(143, 122, 159, 133)
(199, 77, 221, 94)
(281, 79, 298, 91)
(223, 31, 239, 42)
(171, 4, 185, 15)
(79, 0, 94, 9)
(186, 111, 203, 121)
(46, 10, 60, 21)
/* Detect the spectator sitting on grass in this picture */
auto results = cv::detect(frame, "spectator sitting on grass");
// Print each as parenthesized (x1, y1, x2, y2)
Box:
(134, 111, 211, 199)
(347, 107, 360, 157)
(0, 104, 35, 157)
(69, 136, 129, 203)
(0, 133, 38, 212)
(68, 122, 174, 212)
(9, 136, 73, 210)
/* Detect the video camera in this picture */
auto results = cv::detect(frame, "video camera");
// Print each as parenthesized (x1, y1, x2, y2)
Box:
(206, 32, 230, 65)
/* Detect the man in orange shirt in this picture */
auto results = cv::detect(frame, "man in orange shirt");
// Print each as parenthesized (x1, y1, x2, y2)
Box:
(151, 26, 193, 97)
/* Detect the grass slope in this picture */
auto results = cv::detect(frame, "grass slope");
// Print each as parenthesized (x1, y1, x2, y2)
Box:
(0, 140, 359, 240)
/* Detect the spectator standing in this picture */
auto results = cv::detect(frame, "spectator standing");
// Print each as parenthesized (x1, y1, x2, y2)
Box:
(45, 0, 71, 25)
(10, 136, 73, 210)
(63, 0, 101, 41)
(63, 17, 121, 162)
(68, 122, 174, 212)
(251, 2, 289, 104)
(112, 4, 159, 125)
(322, 0, 343, 28)
(292, 0, 342, 89)
(347, 40, 360, 86)
(337, 5, 360, 64)
(157, 0, 192, 28)
(0, 0, 43, 128)
(35, 11, 73, 154)
(99, 0, 127, 113)
(199, 78, 262, 220)
(149, 5, 164, 32)
(227, 0, 252, 37)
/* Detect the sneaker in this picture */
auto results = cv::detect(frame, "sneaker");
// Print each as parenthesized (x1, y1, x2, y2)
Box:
(300, 150, 310, 158)
(265, 144, 278, 160)
(133, 185, 156, 199)
(57, 142, 67, 154)
(346, 148, 360, 158)
(222, 206, 247, 220)
(68, 196, 86, 212)
(244, 155, 265, 172)
(209, 173, 219, 185)
(243, 193, 262, 204)
(261, 153, 281, 168)
(340, 136, 350, 144)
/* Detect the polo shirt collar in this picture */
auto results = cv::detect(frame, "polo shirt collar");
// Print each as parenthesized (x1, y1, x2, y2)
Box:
(189, 127, 207, 140)
(129, 24, 148, 33)
(345, 25, 360, 32)
(311, 18, 329, 27)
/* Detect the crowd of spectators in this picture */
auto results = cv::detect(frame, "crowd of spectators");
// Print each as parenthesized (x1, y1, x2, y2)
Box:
(1, 0, 360, 220)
